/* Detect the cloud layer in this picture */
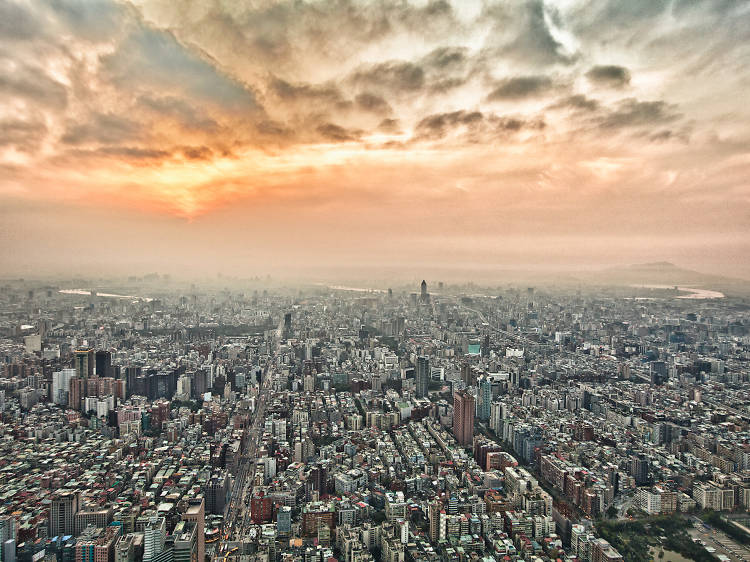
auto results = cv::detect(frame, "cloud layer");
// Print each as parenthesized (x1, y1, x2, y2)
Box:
(1, 0, 749, 276)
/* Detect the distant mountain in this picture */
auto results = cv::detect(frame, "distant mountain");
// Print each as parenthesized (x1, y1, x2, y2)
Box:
(586, 261, 747, 292)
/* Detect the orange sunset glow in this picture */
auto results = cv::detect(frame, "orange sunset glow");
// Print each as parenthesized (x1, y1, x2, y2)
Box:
(1, 0, 749, 278)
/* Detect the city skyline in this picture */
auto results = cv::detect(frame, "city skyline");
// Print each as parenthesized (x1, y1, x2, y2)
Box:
(1, 273, 748, 562)
(1, 0, 749, 278)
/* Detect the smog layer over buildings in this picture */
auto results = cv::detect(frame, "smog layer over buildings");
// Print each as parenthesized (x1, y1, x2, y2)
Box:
(1, 1, 749, 562)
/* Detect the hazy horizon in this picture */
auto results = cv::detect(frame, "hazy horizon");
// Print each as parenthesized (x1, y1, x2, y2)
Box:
(1, 0, 749, 278)
(2, 260, 748, 291)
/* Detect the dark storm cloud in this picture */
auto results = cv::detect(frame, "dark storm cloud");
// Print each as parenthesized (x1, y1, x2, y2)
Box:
(96, 146, 171, 161)
(586, 65, 631, 88)
(61, 113, 140, 145)
(491, 116, 533, 132)
(270, 77, 344, 104)
(355, 93, 391, 115)
(0, 119, 48, 152)
(640, 122, 692, 143)
(598, 98, 681, 129)
(351, 61, 425, 92)
(1, 0, 749, 279)
(649, 130, 676, 142)
(415, 110, 484, 140)
(316, 123, 362, 142)
(420, 0, 451, 17)
(419, 46, 475, 92)
(377, 118, 401, 133)
(255, 120, 293, 138)
(421, 46, 468, 70)
(0, 0, 719, 161)
(0, 0, 729, 162)
(197, 1, 390, 64)
(0, 64, 68, 109)
(142, 0, 457, 78)
(350, 48, 474, 98)
(72, 144, 219, 164)
(413, 110, 543, 142)
(487, 76, 555, 100)
(180, 146, 214, 160)
(429, 77, 469, 93)
(551, 94, 600, 112)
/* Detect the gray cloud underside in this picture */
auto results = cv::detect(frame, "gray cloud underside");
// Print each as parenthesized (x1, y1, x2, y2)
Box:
(487, 75, 556, 100)
(0, 0, 748, 162)
(0, 119, 48, 151)
(586, 65, 631, 88)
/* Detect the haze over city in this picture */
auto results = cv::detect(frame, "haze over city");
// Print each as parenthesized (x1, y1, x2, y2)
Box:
(1, 0, 749, 279)
(3, 4, 750, 562)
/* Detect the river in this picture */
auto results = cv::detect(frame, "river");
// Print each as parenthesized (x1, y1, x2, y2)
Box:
(631, 284, 724, 299)
(59, 289, 153, 302)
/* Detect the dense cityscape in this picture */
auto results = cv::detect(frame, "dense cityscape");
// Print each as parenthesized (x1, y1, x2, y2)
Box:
(0, 276, 748, 562)
(2, 0, 749, 561)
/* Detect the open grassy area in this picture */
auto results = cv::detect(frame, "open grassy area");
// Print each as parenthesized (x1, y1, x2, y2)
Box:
(596, 516, 717, 562)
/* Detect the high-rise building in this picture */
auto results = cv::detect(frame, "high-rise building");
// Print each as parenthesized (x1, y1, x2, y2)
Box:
(205, 475, 230, 515)
(301, 503, 335, 537)
(317, 519, 331, 546)
(428, 501, 441, 544)
(24, 334, 41, 354)
(420, 280, 428, 303)
(74, 349, 94, 380)
(192, 371, 207, 399)
(95, 351, 111, 378)
(478, 377, 492, 421)
(50, 491, 79, 538)
(2, 540, 14, 562)
(182, 499, 204, 562)
(250, 490, 272, 524)
(114, 535, 135, 562)
(630, 454, 649, 485)
(52, 369, 76, 405)
(453, 390, 475, 446)
(309, 465, 327, 494)
(415, 356, 429, 398)
(303, 374, 315, 392)
(75, 526, 120, 562)
(591, 538, 624, 562)
(396, 519, 408, 544)
(0, 517, 16, 562)
(124, 367, 141, 399)
(143, 517, 166, 562)
(172, 520, 197, 562)
(74, 508, 113, 536)
(69, 378, 85, 412)
(277, 506, 292, 536)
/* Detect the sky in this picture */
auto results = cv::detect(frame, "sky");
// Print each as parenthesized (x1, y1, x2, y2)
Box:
(1, 0, 749, 279)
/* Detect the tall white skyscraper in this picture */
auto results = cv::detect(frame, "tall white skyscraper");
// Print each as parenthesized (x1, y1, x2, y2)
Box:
(52, 369, 76, 405)
(0, 516, 16, 562)
(143, 516, 166, 562)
